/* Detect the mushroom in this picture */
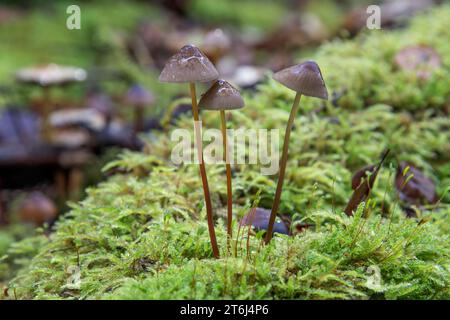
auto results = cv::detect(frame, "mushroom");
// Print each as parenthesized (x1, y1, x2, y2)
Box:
(198, 79, 244, 242)
(124, 84, 155, 133)
(49, 108, 105, 132)
(202, 28, 231, 64)
(50, 127, 90, 148)
(229, 65, 265, 89)
(19, 191, 58, 226)
(159, 44, 220, 258)
(16, 64, 87, 86)
(85, 89, 115, 126)
(265, 61, 328, 244)
(16, 64, 87, 141)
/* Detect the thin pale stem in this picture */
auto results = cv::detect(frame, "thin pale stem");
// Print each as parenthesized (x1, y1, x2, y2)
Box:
(265, 93, 302, 244)
(220, 110, 233, 241)
(189, 82, 220, 258)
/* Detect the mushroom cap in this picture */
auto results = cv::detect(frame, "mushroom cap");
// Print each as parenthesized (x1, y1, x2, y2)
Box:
(50, 108, 105, 131)
(50, 127, 91, 148)
(125, 84, 155, 107)
(202, 28, 231, 57)
(159, 44, 219, 83)
(198, 80, 244, 110)
(16, 64, 87, 86)
(273, 60, 328, 100)
(20, 192, 58, 225)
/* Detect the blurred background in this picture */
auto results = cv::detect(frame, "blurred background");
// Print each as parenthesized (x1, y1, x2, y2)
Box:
(0, 0, 445, 265)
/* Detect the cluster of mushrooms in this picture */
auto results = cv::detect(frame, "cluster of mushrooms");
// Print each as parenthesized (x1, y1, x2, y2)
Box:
(159, 44, 328, 258)
(16, 64, 87, 142)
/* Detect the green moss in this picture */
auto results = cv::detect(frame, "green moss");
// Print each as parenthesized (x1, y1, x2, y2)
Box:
(107, 209, 449, 300)
(3, 5, 450, 300)
(0, 224, 44, 283)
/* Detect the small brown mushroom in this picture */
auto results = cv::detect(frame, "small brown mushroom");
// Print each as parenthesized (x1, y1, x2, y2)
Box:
(265, 61, 328, 244)
(124, 84, 156, 133)
(273, 61, 328, 99)
(228, 65, 265, 89)
(198, 80, 244, 110)
(199, 80, 244, 242)
(159, 44, 219, 83)
(19, 191, 58, 226)
(50, 127, 90, 148)
(16, 64, 87, 141)
(49, 108, 105, 132)
(201, 28, 232, 64)
(159, 44, 220, 258)
(16, 64, 87, 86)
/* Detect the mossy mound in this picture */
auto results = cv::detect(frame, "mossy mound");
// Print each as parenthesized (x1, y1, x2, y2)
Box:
(266, 5, 450, 112)
(3, 6, 450, 299)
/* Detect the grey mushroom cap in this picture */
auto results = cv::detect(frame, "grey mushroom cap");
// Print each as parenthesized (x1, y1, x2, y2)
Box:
(273, 61, 328, 100)
(16, 64, 87, 86)
(198, 80, 244, 111)
(125, 84, 155, 107)
(159, 44, 219, 83)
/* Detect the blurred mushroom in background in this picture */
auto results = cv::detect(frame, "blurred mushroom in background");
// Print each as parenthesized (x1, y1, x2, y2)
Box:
(19, 191, 58, 226)
(16, 64, 87, 141)
(85, 88, 116, 127)
(50, 108, 105, 134)
(124, 84, 156, 133)
(201, 28, 232, 64)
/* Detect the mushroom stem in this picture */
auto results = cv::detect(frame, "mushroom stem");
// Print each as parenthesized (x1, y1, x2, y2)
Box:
(133, 105, 144, 133)
(68, 167, 84, 201)
(220, 110, 233, 241)
(265, 92, 302, 244)
(189, 82, 220, 258)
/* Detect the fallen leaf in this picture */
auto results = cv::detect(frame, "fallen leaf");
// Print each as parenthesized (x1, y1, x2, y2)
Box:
(344, 149, 390, 216)
(240, 207, 289, 235)
(395, 162, 438, 206)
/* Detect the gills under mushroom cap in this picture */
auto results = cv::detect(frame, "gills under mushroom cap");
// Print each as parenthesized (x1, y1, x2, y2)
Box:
(159, 44, 219, 83)
(198, 80, 244, 110)
(273, 60, 328, 100)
